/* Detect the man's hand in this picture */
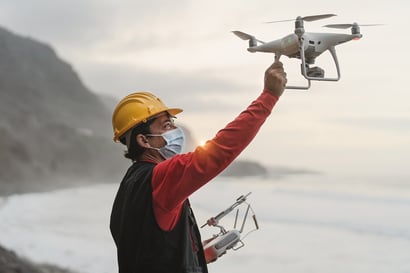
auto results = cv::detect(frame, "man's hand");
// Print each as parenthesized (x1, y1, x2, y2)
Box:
(202, 236, 227, 264)
(264, 61, 287, 97)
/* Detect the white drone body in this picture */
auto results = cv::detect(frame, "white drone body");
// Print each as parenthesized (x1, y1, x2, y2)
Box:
(233, 14, 374, 89)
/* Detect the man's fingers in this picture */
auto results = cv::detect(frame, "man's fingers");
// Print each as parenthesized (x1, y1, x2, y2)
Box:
(266, 67, 286, 79)
(264, 60, 287, 96)
(269, 61, 283, 69)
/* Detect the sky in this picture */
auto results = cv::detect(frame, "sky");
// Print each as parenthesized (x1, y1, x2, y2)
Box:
(0, 0, 409, 182)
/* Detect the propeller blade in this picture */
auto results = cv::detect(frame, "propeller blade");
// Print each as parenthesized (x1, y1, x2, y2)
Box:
(303, 14, 337, 22)
(232, 31, 253, 40)
(323, 24, 353, 29)
(232, 31, 265, 44)
(264, 19, 294, 24)
(359, 24, 385, 27)
(323, 23, 384, 29)
(265, 13, 336, 24)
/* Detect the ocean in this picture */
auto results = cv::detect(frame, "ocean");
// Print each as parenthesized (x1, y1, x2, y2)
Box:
(0, 175, 409, 273)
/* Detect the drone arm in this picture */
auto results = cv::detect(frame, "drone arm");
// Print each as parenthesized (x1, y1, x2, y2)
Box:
(285, 79, 311, 90)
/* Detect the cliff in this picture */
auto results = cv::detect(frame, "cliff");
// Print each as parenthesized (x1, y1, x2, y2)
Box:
(0, 26, 126, 195)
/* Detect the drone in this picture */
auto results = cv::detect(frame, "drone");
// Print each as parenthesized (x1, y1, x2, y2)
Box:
(233, 14, 379, 89)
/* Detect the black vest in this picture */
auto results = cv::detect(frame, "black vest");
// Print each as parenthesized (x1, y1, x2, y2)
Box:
(110, 161, 208, 273)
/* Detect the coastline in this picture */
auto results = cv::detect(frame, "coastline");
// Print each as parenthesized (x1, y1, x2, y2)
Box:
(1, 177, 410, 273)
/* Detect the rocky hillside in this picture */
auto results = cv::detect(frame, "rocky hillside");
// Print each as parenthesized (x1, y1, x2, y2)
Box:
(0, 26, 222, 197)
(0, 245, 77, 273)
(0, 26, 127, 195)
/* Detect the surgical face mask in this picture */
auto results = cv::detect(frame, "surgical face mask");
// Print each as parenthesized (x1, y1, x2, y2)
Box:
(146, 127, 185, 159)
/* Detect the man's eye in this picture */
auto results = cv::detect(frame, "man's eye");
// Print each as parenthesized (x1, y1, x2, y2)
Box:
(164, 121, 172, 129)
(163, 118, 176, 129)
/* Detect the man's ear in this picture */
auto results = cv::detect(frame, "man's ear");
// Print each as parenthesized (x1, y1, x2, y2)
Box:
(136, 134, 150, 148)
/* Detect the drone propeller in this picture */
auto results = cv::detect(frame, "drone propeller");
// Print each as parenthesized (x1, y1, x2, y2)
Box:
(323, 23, 384, 29)
(265, 13, 336, 24)
(232, 31, 265, 44)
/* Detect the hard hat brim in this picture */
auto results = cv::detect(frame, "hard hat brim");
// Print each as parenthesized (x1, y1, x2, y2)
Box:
(166, 108, 183, 117)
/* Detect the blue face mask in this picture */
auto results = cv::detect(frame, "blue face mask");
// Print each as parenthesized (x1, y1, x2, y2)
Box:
(146, 127, 185, 159)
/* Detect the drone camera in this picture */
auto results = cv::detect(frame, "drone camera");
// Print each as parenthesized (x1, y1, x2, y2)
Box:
(306, 66, 325, 78)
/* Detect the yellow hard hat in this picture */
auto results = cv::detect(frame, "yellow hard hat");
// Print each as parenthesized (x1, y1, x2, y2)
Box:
(112, 92, 182, 142)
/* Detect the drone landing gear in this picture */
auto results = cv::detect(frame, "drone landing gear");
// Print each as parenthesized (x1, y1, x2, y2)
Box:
(285, 66, 325, 90)
(286, 79, 311, 90)
(285, 41, 341, 90)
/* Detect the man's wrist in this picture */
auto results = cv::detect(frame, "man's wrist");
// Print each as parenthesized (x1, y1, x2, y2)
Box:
(263, 88, 281, 100)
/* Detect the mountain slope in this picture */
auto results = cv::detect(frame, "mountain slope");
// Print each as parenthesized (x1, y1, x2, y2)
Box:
(0, 26, 111, 135)
(0, 26, 125, 195)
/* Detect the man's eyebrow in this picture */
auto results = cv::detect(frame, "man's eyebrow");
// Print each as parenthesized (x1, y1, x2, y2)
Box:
(159, 117, 171, 124)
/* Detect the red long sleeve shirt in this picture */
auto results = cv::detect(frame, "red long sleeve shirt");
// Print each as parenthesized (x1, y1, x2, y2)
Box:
(151, 90, 279, 231)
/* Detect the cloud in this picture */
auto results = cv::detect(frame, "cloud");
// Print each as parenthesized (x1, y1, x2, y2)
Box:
(78, 62, 255, 113)
(0, 0, 191, 46)
(330, 116, 410, 133)
(1, 0, 410, 180)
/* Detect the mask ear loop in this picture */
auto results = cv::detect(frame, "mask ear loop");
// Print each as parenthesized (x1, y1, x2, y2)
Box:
(124, 117, 157, 158)
(144, 133, 167, 151)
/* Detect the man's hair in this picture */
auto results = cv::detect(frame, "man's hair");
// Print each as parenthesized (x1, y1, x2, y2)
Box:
(120, 118, 156, 161)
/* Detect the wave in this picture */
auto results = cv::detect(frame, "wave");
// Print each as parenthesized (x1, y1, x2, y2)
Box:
(0, 178, 409, 273)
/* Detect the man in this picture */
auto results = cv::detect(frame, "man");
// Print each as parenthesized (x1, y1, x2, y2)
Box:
(110, 61, 287, 273)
